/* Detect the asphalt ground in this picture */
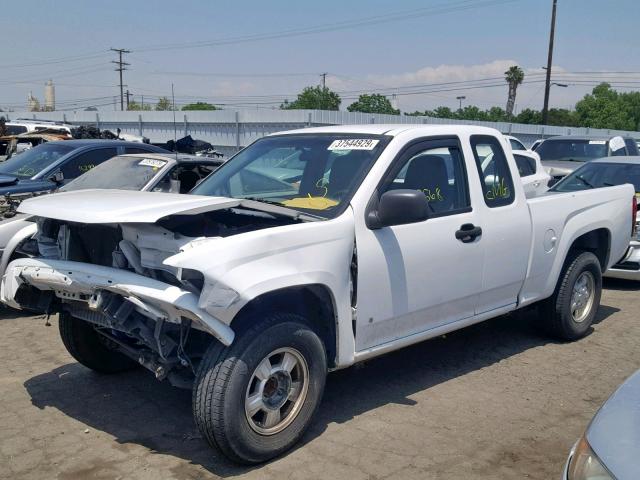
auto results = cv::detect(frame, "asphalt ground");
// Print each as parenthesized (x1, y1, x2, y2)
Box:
(1, 279, 638, 479)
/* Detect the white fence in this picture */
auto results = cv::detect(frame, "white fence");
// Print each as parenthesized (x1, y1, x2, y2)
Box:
(6, 109, 639, 155)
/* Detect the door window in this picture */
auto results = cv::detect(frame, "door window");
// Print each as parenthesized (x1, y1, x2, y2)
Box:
(514, 154, 536, 177)
(60, 147, 118, 179)
(382, 144, 470, 216)
(470, 135, 515, 207)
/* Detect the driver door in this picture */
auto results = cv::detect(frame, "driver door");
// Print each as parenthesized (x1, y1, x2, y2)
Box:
(354, 138, 484, 351)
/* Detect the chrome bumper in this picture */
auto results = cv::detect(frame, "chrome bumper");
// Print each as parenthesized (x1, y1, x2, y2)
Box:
(605, 242, 640, 281)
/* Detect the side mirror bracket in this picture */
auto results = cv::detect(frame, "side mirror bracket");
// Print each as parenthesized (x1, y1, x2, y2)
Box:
(49, 171, 64, 184)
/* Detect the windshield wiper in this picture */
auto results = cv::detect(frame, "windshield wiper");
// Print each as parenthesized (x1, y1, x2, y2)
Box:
(240, 197, 324, 221)
(241, 197, 286, 207)
(575, 175, 596, 188)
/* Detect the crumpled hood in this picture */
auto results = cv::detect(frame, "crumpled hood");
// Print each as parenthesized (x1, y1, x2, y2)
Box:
(17, 189, 314, 224)
(17, 189, 243, 223)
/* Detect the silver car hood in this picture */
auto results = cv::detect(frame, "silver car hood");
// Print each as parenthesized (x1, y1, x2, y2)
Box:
(586, 369, 640, 480)
(541, 160, 584, 177)
(16, 189, 314, 223)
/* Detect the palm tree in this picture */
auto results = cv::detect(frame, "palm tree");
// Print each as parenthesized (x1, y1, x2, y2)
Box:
(505, 66, 525, 117)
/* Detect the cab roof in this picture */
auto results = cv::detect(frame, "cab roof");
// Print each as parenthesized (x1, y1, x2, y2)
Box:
(270, 124, 502, 137)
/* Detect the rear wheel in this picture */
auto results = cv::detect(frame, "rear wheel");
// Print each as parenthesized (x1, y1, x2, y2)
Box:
(58, 312, 138, 373)
(192, 313, 327, 464)
(542, 251, 602, 341)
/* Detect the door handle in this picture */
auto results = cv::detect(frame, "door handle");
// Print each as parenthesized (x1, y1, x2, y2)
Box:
(455, 223, 482, 243)
(533, 181, 540, 187)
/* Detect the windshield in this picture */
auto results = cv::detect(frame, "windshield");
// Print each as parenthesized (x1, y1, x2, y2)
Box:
(536, 139, 608, 162)
(192, 134, 389, 219)
(0, 143, 74, 178)
(61, 155, 167, 192)
(551, 162, 640, 193)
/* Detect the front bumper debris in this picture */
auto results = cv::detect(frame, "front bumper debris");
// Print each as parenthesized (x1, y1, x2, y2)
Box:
(1, 258, 234, 346)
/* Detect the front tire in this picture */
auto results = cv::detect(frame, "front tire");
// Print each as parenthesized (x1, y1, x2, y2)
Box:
(58, 312, 138, 373)
(193, 313, 327, 464)
(542, 251, 602, 341)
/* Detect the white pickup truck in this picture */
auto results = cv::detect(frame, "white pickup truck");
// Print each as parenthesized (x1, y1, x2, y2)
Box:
(0, 125, 635, 464)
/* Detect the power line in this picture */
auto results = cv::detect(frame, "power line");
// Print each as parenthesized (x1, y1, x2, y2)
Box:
(132, 0, 522, 53)
(111, 48, 131, 111)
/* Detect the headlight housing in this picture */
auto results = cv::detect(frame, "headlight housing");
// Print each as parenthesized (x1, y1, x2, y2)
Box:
(567, 436, 614, 480)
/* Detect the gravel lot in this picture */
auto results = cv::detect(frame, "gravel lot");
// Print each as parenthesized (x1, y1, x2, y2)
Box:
(1, 279, 639, 480)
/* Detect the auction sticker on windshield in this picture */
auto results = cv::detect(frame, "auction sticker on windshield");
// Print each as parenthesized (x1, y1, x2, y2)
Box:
(327, 139, 380, 151)
(139, 159, 167, 168)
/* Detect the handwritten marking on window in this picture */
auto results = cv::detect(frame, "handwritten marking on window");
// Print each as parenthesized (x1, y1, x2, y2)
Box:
(486, 178, 510, 200)
(422, 187, 444, 202)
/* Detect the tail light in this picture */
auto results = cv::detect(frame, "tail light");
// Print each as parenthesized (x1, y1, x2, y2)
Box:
(632, 195, 637, 238)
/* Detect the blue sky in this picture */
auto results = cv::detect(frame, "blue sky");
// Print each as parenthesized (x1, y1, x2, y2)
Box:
(2, 0, 639, 112)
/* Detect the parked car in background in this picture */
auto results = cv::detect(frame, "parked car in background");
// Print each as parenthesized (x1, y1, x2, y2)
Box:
(538, 135, 640, 184)
(0, 152, 225, 281)
(1, 125, 634, 463)
(550, 156, 640, 280)
(505, 134, 527, 151)
(513, 150, 551, 196)
(0, 140, 167, 199)
(530, 139, 545, 151)
(5, 118, 74, 135)
(563, 369, 640, 480)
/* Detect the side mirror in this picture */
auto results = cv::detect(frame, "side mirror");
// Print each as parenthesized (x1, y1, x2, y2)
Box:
(49, 171, 64, 184)
(367, 189, 429, 229)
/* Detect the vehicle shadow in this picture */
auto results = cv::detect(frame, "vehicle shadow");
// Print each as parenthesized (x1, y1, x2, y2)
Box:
(603, 277, 640, 292)
(23, 304, 617, 477)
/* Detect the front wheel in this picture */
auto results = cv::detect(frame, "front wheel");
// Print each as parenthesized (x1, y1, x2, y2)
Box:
(192, 313, 327, 464)
(542, 251, 602, 341)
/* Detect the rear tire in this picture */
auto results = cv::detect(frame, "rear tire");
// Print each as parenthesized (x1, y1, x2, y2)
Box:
(542, 251, 602, 341)
(192, 313, 327, 464)
(58, 312, 138, 373)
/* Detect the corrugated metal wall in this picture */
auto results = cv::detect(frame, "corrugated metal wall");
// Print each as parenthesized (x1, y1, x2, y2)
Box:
(7, 109, 640, 152)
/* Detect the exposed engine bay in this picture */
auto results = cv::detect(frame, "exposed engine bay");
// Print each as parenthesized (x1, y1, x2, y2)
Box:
(5, 207, 302, 387)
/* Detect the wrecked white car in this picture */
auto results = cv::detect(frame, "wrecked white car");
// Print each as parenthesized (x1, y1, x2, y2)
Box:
(0, 125, 635, 464)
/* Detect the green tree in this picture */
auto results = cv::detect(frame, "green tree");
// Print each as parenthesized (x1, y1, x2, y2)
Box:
(281, 86, 341, 110)
(547, 108, 577, 127)
(430, 106, 455, 118)
(127, 100, 151, 111)
(515, 108, 542, 124)
(182, 102, 219, 111)
(155, 96, 174, 111)
(486, 106, 509, 122)
(457, 105, 488, 121)
(347, 94, 399, 115)
(574, 83, 635, 130)
(504, 66, 525, 117)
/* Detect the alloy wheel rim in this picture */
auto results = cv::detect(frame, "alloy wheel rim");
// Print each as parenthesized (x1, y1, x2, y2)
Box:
(571, 271, 595, 323)
(245, 347, 309, 435)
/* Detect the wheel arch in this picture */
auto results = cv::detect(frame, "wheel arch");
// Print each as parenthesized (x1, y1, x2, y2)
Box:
(230, 284, 338, 368)
(567, 227, 610, 272)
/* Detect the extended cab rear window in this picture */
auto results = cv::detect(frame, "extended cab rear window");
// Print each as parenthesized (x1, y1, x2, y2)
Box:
(470, 135, 515, 208)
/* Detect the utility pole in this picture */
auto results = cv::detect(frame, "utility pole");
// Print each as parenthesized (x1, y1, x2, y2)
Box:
(319, 73, 328, 110)
(542, 0, 557, 124)
(125, 89, 131, 110)
(456, 95, 466, 110)
(111, 48, 131, 111)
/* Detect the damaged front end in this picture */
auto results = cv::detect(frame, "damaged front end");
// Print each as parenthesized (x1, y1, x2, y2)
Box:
(1, 199, 307, 386)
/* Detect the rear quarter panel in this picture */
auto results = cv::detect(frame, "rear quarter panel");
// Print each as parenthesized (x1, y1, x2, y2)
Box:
(519, 184, 634, 307)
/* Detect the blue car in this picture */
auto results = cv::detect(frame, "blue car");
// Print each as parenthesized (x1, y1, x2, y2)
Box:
(0, 139, 167, 196)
